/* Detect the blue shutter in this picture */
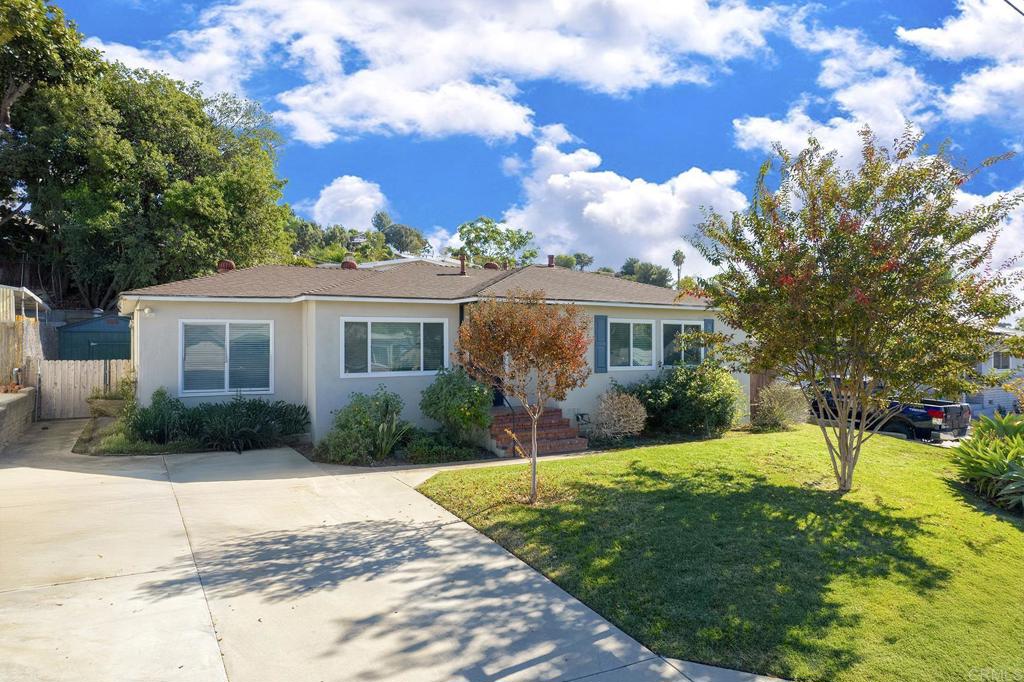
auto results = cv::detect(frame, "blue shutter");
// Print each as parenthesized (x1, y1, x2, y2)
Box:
(594, 315, 607, 374)
(702, 318, 714, 363)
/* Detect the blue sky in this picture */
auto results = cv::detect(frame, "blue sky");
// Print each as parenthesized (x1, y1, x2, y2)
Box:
(63, 0, 1024, 275)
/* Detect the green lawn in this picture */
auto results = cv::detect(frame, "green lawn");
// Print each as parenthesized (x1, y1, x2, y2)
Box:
(419, 425, 1024, 682)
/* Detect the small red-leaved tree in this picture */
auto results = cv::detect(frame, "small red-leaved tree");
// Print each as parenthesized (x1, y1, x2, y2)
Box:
(694, 128, 1021, 493)
(456, 290, 591, 503)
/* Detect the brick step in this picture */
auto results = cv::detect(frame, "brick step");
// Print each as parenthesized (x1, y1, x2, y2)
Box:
(490, 419, 572, 435)
(490, 413, 569, 428)
(493, 428, 582, 446)
(498, 437, 589, 456)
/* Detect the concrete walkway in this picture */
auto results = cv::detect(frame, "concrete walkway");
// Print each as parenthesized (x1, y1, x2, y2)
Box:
(0, 421, 779, 682)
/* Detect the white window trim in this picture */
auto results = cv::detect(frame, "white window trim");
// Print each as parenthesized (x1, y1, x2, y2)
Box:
(993, 351, 1012, 370)
(661, 321, 705, 367)
(340, 316, 449, 378)
(178, 319, 274, 397)
(608, 318, 656, 371)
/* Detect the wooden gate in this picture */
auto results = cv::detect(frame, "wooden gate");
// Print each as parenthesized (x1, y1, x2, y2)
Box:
(37, 359, 132, 419)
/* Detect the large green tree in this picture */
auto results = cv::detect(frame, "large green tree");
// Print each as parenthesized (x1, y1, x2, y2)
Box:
(694, 129, 1022, 492)
(618, 257, 673, 287)
(1, 0, 96, 128)
(4, 63, 291, 308)
(372, 210, 428, 255)
(453, 216, 538, 266)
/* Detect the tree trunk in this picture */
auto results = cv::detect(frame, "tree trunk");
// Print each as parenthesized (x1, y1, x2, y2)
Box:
(529, 415, 538, 504)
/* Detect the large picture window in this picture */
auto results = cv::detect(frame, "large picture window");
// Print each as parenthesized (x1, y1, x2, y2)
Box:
(180, 320, 272, 394)
(341, 318, 447, 376)
(663, 322, 703, 366)
(609, 319, 655, 369)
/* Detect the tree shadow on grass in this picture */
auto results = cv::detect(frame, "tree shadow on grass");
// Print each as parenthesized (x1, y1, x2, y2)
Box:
(479, 460, 953, 681)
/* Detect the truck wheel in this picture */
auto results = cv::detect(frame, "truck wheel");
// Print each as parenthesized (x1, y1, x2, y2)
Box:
(886, 419, 916, 441)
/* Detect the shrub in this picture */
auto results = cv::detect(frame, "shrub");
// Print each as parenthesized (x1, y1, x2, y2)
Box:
(196, 397, 310, 453)
(974, 412, 1024, 439)
(126, 388, 185, 444)
(316, 386, 410, 465)
(617, 363, 741, 438)
(419, 366, 492, 443)
(403, 429, 479, 464)
(751, 381, 808, 433)
(589, 391, 647, 442)
(951, 431, 1024, 512)
(124, 389, 309, 453)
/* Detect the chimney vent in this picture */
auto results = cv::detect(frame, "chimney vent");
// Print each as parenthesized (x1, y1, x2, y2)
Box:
(217, 259, 235, 274)
(459, 254, 467, 276)
(547, 254, 555, 268)
(341, 255, 358, 270)
(483, 261, 499, 270)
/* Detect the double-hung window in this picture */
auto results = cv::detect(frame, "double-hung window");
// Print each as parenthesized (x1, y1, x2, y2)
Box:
(341, 318, 447, 376)
(993, 351, 1012, 370)
(180, 320, 273, 395)
(608, 319, 655, 369)
(662, 322, 703, 366)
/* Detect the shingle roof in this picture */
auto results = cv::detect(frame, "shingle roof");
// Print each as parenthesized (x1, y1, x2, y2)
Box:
(123, 261, 514, 300)
(123, 261, 706, 307)
(480, 265, 705, 306)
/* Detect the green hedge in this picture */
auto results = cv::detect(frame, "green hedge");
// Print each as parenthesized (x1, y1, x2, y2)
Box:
(125, 389, 310, 453)
(616, 363, 741, 438)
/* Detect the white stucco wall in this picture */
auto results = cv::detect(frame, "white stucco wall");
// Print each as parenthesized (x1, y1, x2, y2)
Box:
(553, 305, 750, 424)
(129, 300, 307, 410)
(127, 296, 750, 442)
(309, 300, 462, 440)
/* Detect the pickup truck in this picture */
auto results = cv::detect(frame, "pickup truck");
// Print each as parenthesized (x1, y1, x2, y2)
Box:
(811, 394, 972, 441)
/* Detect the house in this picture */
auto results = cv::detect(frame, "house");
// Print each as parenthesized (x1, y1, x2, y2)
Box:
(966, 326, 1024, 418)
(118, 257, 750, 446)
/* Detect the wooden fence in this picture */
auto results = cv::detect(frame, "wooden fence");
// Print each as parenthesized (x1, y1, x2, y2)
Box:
(37, 359, 133, 419)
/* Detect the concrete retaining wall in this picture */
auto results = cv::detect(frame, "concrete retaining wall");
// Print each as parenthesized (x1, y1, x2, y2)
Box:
(0, 387, 35, 450)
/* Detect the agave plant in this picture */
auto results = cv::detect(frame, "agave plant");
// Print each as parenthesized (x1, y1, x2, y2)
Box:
(373, 402, 410, 460)
(974, 412, 1024, 438)
(952, 433, 1024, 511)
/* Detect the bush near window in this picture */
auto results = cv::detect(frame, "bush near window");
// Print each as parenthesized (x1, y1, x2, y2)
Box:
(315, 386, 410, 465)
(951, 413, 1024, 513)
(403, 429, 480, 464)
(419, 366, 493, 443)
(751, 381, 808, 433)
(588, 391, 647, 443)
(617, 363, 741, 438)
(122, 388, 309, 453)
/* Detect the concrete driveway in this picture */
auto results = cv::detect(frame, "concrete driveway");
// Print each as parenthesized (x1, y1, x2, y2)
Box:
(0, 421, 772, 682)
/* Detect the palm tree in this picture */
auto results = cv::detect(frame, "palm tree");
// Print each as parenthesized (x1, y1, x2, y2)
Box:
(672, 249, 686, 286)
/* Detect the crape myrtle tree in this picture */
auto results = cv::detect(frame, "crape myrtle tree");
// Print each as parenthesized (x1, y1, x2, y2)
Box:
(456, 290, 591, 503)
(693, 128, 1022, 493)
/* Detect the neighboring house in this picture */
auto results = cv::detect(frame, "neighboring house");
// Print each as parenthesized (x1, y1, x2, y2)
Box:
(118, 258, 750, 443)
(967, 327, 1024, 418)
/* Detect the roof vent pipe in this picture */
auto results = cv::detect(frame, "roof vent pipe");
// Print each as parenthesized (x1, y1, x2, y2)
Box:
(217, 259, 235, 274)
(459, 254, 467, 276)
(341, 255, 358, 270)
(547, 254, 555, 268)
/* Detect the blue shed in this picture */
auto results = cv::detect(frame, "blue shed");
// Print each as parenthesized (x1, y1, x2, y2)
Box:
(58, 315, 131, 360)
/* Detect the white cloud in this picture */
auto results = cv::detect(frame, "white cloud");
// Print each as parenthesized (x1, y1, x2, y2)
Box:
(734, 18, 935, 165)
(310, 175, 386, 228)
(83, 0, 780, 145)
(503, 130, 747, 274)
(898, 0, 1024, 124)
